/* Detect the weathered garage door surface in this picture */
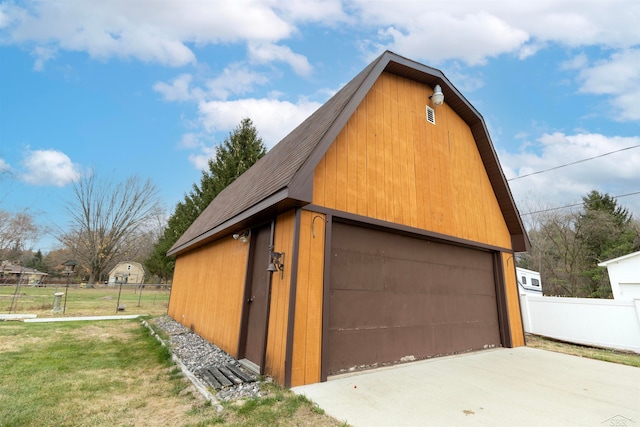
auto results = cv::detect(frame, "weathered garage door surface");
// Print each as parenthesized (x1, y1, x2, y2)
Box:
(328, 222, 501, 374)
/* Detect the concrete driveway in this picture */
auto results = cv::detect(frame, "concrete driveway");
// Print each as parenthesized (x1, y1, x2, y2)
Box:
(292, 347, 640, 426)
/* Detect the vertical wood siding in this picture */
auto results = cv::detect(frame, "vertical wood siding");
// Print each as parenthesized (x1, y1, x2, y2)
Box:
(291, 211, 326, 387)
(502, 251, 525, 347)
(313, 72, 511, 250)
(264, 211, 295, 384)
(168, 237, 249, 356)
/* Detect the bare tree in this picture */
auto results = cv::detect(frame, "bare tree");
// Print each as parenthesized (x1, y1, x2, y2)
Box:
(60, 174, 161, 284)
(533, 209, 586, 296)
(0, 208, 40, 261)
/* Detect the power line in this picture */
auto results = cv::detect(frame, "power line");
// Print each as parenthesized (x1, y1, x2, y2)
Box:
(521, 190, 640, 216)
(508, 144, 640, 181)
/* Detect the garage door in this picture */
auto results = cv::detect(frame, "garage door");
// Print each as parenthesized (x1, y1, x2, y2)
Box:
(327, 222, 501, 374)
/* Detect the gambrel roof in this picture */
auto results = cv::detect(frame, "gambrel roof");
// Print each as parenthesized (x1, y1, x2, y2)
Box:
(168, 51, 529, 256)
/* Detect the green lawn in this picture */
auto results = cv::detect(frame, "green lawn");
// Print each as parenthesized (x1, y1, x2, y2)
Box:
(0, 319, 221, 426)
(0, 319, 346, 427)
(0, 285, 170, 317)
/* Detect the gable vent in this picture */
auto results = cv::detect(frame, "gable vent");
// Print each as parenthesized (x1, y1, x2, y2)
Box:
(426, 106, 436, 125)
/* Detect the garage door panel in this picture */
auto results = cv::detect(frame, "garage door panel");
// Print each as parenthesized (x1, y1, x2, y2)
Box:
(333, 225, 493, 271)
(328, 325, 429, 370)
(329, 291, 499, 331)
(328, 222, 502, 375)
(332, 256, 493, 295)
(328, 320, 500, 370)
(383, 262, 494, 294)
(329, 290, 437, 329)
(331, 250, 384, 291)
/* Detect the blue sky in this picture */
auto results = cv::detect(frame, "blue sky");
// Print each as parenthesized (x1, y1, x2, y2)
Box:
(1, 0, 639, 253)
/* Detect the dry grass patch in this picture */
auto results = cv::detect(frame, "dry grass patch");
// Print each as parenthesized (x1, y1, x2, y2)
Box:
(525, 333, 640, 367)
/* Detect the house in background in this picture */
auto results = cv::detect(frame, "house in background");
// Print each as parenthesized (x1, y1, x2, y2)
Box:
(598, 251, 640, 300)
(516, 267, 543, 296)
(1, 261, 48, 285)
(167, 51, 530, 387)
(107, 261, 145, 285)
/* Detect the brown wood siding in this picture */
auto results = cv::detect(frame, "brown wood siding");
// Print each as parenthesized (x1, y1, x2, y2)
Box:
(168, 237, 249, 356)
(264, 211, 295, 384)
(502, 251, 525, 347)
(313, 71, 511, 250)
(291, 211, 326, 387)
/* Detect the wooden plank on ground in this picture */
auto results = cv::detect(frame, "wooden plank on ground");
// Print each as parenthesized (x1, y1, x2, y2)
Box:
(218, 365, 243, 385)
(199, 369, 222, 390)
(226, 364, 256, 383)
(208, 367, 233, 387)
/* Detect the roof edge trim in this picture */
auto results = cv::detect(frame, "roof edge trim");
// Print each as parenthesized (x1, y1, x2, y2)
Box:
(167, 188, 291, 256)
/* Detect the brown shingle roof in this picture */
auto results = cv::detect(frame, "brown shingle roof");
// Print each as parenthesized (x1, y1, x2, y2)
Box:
(168, 51, 529, 256)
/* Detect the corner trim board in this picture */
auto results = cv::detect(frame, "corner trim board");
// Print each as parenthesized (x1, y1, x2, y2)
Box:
(320, 215, 333, 382)
(284, 209, 302, 387)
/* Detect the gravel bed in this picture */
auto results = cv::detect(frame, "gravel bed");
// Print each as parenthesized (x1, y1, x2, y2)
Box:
(151, 316, 262, 401)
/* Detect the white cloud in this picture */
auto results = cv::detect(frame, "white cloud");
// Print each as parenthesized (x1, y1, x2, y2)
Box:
(188, 145, 216, 171)
(348, 1, 640, 122)
(1, 0, 295, 67)
(248, 42, 313, 76)
(155, 65, 270, 103)
(32, 46, 56, 71)
(19, 149, 82, 186)
(442, 64, 485, 93)
(351, 0, 640, 64)
(178, 133, 202, 150)
(0, 158, 10, 172)
(169, 94, 322, 170)
(197, 97, 321, 149)
(561, 53, 589, 71)
(577, 49, 640, 121)
(276, 0, 349, 23)
(377, 12, 529, 66)
(3, 0, 638, 73)
(153, 74, 201, 102)
(205, 64, 269, 100)
(155, 64, 322, 169)
(501, 132, 640, 217)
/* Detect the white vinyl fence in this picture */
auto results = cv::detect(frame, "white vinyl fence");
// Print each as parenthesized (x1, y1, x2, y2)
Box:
(519, 294, 640, 353)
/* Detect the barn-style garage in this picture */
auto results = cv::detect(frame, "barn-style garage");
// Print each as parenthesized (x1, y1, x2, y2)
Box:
(167, 51, 530, 387)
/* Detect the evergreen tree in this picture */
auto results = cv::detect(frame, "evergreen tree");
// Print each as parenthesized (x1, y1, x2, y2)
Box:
(145, 118, 266, 281)
(577, 191, 639, 297)
(25, 250, 49, 273)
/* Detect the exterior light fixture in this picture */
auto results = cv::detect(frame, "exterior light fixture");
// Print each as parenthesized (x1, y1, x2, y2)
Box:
(430, 84, 444, 106)
(267, 248, 285, 279)
(232, 230, 250, 243)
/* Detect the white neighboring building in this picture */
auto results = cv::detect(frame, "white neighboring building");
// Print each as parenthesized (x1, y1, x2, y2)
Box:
(516, 267, 543, 296)
(107, 261, 145, 286)
(598, 251, 640, 300)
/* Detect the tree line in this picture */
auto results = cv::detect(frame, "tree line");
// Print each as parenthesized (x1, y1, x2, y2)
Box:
(518, 191, 640, 298)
